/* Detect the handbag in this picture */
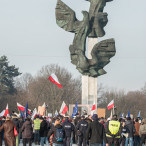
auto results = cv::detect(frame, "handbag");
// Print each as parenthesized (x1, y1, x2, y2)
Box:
(14, 127, 18, 136)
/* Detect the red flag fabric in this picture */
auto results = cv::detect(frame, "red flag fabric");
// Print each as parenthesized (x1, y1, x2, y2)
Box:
(4, 104, 9, 117)
(59, 101, 68, 115)
(48, 73, 63, 88)
(17, 102, 31, 115)
(107, 100, 114, 110)
(17, 103, 25, 111)
(91, 103, 96, 115)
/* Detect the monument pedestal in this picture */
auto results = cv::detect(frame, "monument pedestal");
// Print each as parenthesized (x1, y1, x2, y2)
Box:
(82, 38, 98, 113)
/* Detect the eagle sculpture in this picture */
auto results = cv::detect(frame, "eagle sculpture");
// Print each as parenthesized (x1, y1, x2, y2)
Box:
(55, 0, 115, 77)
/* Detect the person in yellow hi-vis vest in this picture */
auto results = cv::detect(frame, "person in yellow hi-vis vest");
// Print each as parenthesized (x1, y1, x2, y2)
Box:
(33, 115, 41, 145)
(105, 115, 122, 146)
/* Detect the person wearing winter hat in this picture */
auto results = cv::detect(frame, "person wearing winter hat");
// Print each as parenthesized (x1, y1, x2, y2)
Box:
(0, 114, 16, 146)
(87, 114, 108, 146)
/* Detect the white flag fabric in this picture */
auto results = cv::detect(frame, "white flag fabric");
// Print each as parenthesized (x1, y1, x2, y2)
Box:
(31, 108, 37, 120)
(107, 100, 114, 110)
(59, 101, 68, 115)
(48, 73, 63, 88)
(0, 110, 5, 117)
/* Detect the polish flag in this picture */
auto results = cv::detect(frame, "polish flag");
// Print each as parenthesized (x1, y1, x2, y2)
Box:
(48, 73, 63, 88)
(17, 102, 31, 115)
(4, 104, 9, 117)
(107, 100, 114, 110)
(59, 101, 68, 115)
(91, 103, 96, 116)
(17, 103, 25, 111)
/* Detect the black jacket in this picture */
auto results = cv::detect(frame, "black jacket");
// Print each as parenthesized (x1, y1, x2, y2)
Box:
(12, 118, 20, 133)
(76, 119, 88, 138)
(40, 120, 48, 137)
(123, 120, 136, 137)
(62, 119, 75, 137)
(48, 124, 64, 144)
(86, 119, 107, 144)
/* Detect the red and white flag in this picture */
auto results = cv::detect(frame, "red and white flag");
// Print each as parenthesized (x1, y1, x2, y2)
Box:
(59, 101, 68, 115)
(48, 73, 63, 88)
(4, 104, 9, 117)
(17, 102, 31, 115)
(17, 102, 25, 111)
(107, 100, 114, 110)
(91, 103, 96, 116)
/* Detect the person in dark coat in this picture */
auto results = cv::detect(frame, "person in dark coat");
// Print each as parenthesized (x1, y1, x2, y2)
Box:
(40, 117, 49, 146)
(21, 117, 33, 146)
(18, 117, 24, 144)
(48, 119, 64, 146)
(123, 117, 136, 146)
(0, 116, 16, 146)
(73, 115, 81, 144)
(62, 117, 75, 146)
(86, 114, 108, 146)
(12, 114, 20, 146)
(76, 115, 88, 146)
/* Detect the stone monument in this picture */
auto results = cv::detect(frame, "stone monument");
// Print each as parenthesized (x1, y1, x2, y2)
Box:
(55, 0, 116, 109)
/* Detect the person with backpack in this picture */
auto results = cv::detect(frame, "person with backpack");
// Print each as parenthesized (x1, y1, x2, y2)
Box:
(62, 117, 75, 146)
(48, 119, 64, 146)
(105, 115, 122, 146)
(76, 115, 88, 146)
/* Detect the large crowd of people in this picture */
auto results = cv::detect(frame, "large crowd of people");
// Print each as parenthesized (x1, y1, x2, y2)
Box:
(0, 112, 146, 146)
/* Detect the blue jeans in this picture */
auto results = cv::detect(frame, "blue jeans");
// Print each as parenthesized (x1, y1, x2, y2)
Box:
(34, 130, 40, 144)
(125, 137, 133, 146)
(103, 140, 106, 146)
(53, 144, 64, 146)
(40, 137, 45, 146)
(90, 143, 103, 146)
(45, 137, 50, 146)
(134, 135, 140, 146)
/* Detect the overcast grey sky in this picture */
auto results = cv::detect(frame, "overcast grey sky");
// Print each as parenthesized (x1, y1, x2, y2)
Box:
(0, 0, 146, 92)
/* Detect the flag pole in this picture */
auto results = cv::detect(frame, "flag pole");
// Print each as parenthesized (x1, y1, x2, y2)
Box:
(113, 106, 115, 115)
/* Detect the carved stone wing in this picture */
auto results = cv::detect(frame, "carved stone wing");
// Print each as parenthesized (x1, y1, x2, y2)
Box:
(55, 0, 78, 32)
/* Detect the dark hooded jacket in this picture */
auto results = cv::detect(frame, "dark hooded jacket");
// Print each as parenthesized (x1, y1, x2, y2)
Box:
(40, 120, 48, 137)
(21, 120, 33, 139)
(86, 119, 107, 144)
(12, 118, 20, 133)
(62, 119, 75, 137)
(76, 119, 88, 138)
(48, 124, 64, 144)
(124, 120, 136, 137)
